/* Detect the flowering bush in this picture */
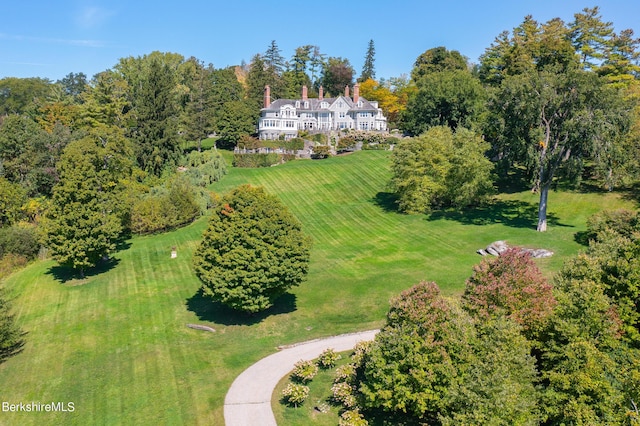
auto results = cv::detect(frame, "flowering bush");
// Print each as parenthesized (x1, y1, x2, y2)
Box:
(291, 359, 318, 383)
(339, 409, 368, 426)
(317, 348, 341, 369)
(331, 382, 357, 408)
(351, 340, 372, 365)
(281, 383, 309, 407)
(334, 364, 356, 384)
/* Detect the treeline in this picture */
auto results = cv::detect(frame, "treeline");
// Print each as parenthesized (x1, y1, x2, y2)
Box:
(1, 6, 640, 269)
(392, 7, 640, 232)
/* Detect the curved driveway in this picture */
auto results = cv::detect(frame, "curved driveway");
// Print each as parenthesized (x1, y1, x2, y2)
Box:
(223, 329, 379, 426)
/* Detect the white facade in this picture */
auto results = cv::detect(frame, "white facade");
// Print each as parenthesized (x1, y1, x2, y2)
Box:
(258, 85, 388, 140)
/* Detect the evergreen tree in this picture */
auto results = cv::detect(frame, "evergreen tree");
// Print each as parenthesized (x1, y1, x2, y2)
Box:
(129, 57, 181, 176)
(264, 40, 286, 76)
(570, 6, 614, 71)
(359, 39, 376, 82)
(181, 58, 215, 152)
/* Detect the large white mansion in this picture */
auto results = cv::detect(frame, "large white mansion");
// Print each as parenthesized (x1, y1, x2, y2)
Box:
(258, 84, 388, 140)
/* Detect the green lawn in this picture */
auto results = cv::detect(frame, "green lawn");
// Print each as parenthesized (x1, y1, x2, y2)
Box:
(0, 150, 635, 425)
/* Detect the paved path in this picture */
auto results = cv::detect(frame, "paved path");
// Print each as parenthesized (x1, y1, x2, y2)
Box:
(223, 329, 379, 426)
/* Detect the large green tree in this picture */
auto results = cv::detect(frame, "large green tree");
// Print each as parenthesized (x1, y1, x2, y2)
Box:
(0, 77, 52, 116)
(121, 54, 183, 176)
(390, 126, 494, 214)
(410, 46, 467, 82)
(489, 66, 631, 231)
(192, 185, 312, 313)
(401, 70, 486, 134)
(358, 281, 539, 425)
(42, 129, 132, 278)
(320, 57, 354, 97)
(180, 58, 215, 152)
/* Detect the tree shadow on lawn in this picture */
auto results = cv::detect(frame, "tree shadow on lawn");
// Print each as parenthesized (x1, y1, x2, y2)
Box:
(185, 288, 297, 326)
(46, 256, 122, 284)
(427, 199, 572, 230)
(371, 192, 401, 213)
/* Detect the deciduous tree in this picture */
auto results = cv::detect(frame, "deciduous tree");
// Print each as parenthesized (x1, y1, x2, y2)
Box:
(390, 126, 494, 213)
(320, 57, 354, 97)
(192, 185, 312, 313)
(401, 70, 486, 134)
(41, 129, 131, 278)
(489, 66, 631, 231)
(463, 248, 556, 340)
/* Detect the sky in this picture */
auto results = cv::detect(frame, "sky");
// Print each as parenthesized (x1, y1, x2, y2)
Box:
(2, 1, 640, 82)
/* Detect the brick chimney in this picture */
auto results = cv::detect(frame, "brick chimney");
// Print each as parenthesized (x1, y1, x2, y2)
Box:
(344, 85, 350, 98)
(302, 85, 308, 100)
(319, 86, 324, 100)
(264, 85, 270, 108)
(354, 83, 360, 104)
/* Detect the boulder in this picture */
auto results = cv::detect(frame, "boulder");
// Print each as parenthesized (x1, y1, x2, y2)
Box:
(477, 241, 553, 258)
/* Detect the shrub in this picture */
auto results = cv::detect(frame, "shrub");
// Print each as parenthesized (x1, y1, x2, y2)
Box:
(232, 153, 283, 168)
(334, 364, 356, 384)
(311, 146, 331, 159)
(130, 176, 202, 234)
(0, 253, 29, 278)
(339, 409, 368, 426)
(317, 348, 341, 369)
(351, 340, 372, 365)
(0, 225, 39, 259)
(331, 382, 356, 408)
(281, 383, 309, 407)
(291, 359, 318, 383)
(585, 209, 639, 243)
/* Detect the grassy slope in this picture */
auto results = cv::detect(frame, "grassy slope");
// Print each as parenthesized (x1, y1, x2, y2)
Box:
(0, 150, 635, 425)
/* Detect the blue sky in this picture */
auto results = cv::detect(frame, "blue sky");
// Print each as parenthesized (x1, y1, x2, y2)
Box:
(2, 1, 640, 82)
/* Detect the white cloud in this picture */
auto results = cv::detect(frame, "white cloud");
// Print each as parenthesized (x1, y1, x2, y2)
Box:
(0, 33, 106, 48)
(75, 6, 115, 29)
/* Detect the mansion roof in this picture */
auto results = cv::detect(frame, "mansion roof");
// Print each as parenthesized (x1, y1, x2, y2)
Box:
(263, 96, 380, 112)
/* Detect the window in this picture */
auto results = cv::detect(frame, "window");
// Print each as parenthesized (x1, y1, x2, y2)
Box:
(321, 101, 328, 109)
(339, 112, 346, 118)
(295, 101, 300, 108)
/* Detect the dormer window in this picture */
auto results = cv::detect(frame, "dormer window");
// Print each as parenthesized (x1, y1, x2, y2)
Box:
(295, 101, 300, 108)
(304, 101, 309, 108)
(357, 100, 363, 107)
(321, 101, 328, 109)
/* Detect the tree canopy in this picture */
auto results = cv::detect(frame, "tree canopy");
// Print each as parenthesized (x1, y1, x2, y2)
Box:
(41, 129, 132, 277)
(192, 185, 312, 313)
(390, 126, 494, 213)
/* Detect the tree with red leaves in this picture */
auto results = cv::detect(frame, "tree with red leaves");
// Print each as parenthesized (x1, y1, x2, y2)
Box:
(462, 248, 556, 339)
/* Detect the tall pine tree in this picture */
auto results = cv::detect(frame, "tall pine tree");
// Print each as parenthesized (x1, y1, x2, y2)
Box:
(130, 57, 181, 176)
(359, 39, 376, 82)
